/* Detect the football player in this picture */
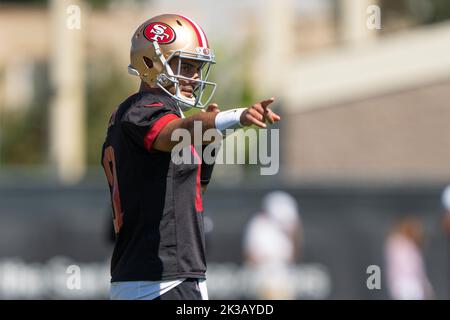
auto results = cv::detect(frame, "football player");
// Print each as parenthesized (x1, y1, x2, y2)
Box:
(101, 13, 281, 300)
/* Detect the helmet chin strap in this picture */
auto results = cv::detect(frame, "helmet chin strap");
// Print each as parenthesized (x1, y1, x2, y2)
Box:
(177, 100, 195, 111)
(155, 73, 199, 110)
(174, 80, 200, 111)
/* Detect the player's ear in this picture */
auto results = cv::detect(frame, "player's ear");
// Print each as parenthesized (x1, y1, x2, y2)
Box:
(143, 56, 153, 69)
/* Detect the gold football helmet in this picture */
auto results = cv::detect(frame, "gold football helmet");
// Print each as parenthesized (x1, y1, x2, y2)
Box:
(128, 14, 216, 110)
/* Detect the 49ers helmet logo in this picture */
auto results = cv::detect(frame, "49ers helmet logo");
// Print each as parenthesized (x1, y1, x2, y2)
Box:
(144, 22, 176, 44)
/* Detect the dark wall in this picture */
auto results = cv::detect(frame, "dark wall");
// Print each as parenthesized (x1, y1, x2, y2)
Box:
(0, 180, 448, 299)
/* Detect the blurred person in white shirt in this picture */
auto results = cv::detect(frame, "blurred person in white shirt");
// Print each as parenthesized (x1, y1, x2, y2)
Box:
(243, 191, 302, 299)
(385, 217, 434, 300)
(442, 185, 450, 235)
(442, 184, 450, 298)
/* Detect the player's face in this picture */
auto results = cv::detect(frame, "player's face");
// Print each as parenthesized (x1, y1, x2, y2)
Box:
(168, 57, 202, 98)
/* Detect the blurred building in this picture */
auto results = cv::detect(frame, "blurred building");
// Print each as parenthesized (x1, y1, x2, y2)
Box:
(283, 20, 450, 184)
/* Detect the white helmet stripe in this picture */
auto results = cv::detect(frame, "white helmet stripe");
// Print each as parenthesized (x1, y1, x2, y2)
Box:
(178, 15, 208, 47)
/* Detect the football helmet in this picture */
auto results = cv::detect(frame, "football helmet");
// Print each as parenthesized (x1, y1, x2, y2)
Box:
(128, 14, 217, 110)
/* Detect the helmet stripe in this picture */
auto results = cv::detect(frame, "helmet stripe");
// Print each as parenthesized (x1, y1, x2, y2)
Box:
(199, 25, 209, 47)
(177, 15, 208, 48)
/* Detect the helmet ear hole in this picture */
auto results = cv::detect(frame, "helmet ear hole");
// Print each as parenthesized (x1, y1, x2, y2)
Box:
(143, 56, 153, 69)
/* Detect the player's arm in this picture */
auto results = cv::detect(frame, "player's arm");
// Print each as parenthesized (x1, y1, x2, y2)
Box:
(153, 98, 280, 152)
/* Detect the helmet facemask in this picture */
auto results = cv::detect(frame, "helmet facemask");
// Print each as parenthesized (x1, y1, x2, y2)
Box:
(153, 42, 217, 111)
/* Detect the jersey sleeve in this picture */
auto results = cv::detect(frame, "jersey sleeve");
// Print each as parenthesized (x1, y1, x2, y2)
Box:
(121, 103, 180, 152)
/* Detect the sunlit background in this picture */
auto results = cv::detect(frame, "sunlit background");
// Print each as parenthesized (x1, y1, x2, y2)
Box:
(1, 0, 450, 299)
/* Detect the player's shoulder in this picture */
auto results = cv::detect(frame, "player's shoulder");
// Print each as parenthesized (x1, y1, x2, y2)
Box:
(132, 91, 176, 109)
(120, 91, 180, 122)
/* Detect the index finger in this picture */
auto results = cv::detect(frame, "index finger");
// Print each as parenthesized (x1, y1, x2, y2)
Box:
(261, 97, 275, 109)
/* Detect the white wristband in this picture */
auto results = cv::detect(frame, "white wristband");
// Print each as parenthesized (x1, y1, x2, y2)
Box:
(214, 108, 246, 132)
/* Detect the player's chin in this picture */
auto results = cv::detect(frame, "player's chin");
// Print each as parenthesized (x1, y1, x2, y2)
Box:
(181, 91, 194, 99)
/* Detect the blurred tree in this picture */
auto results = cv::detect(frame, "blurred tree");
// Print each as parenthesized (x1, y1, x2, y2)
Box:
(0, 62, 49, 165)
(86, 57, 136, 165)
(0, 103, 48, 165)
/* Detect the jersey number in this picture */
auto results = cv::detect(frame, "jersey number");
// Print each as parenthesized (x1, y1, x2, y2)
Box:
(102, 146, 123, 234)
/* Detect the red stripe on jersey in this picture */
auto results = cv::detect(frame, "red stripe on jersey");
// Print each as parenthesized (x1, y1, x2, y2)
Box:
(144, 113, 179, 151)
(191, 145, 203, 212)
(144, 102, 164, 107)
(177, 15, 205, 47)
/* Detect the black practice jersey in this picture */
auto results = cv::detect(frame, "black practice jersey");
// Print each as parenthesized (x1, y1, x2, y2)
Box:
(101, 91, 209, 282)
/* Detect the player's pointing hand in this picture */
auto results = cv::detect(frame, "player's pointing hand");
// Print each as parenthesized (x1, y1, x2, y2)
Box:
(240, 97, 281, 128)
